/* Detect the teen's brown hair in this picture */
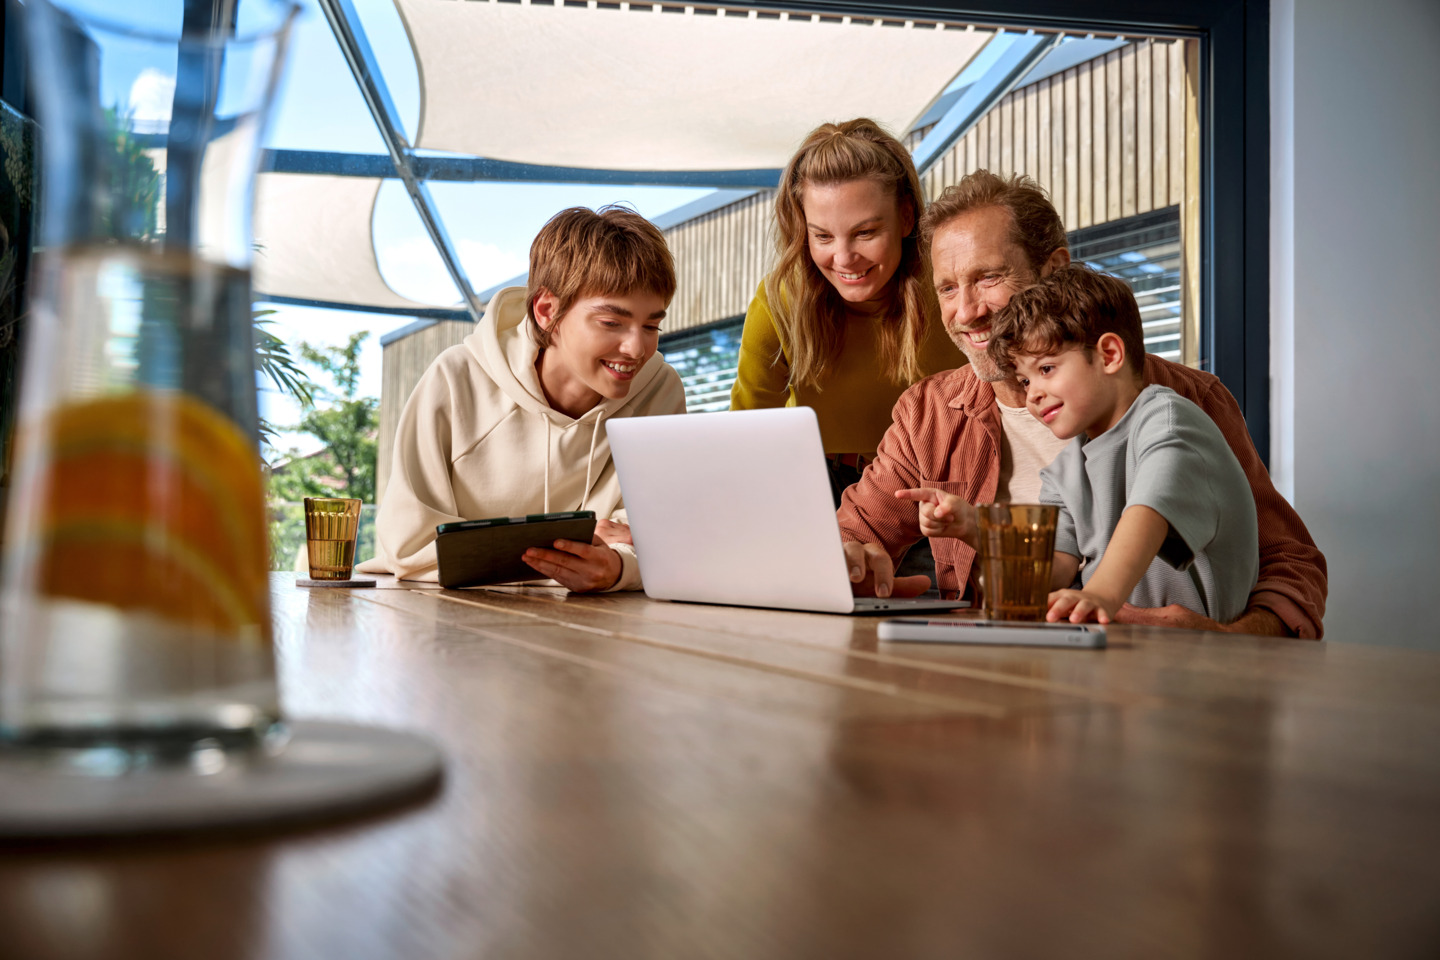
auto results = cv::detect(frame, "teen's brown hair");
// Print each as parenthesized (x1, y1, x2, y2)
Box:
(986, 264, 1146, 377)
(525, 205, 676, 348)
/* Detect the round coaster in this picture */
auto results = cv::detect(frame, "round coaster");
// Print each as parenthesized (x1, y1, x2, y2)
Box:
(0, 720, 443, 837)
(297, 577, 377, 588)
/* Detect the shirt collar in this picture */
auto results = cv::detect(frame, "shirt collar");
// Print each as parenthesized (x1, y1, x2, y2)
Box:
(946, 365, 997, 414)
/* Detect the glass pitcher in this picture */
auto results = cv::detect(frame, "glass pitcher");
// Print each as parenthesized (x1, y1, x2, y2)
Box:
(0, 0, 298, 759)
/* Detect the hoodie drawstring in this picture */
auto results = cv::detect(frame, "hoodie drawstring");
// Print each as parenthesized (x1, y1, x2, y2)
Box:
(581, 411, 602, 512)
(540, 409, 602, 515)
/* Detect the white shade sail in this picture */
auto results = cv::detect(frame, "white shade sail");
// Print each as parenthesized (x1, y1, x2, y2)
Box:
(250, 4, 997, 310)
(395, 0, 993, 171)
(252, 173, 460, 310)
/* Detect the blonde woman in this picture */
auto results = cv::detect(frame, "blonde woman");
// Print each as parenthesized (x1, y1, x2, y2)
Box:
(730, 118, 963, 503)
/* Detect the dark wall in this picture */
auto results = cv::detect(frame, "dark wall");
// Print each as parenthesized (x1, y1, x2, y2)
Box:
(0, 0, 36, 533)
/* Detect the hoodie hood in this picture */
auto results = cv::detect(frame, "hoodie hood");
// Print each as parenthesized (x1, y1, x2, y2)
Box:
(465, 285, 670, 424)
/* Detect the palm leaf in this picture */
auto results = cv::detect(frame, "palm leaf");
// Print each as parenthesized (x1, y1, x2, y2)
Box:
(254, 314, 315, 409)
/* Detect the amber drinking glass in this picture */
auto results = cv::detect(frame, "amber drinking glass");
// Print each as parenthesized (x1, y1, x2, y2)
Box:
(975, 504, 1059, 621)
(304, 498, 362, 580)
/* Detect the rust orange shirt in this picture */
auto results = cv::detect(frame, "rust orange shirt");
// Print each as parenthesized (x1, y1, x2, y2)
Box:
(838, 356, 1328, 638)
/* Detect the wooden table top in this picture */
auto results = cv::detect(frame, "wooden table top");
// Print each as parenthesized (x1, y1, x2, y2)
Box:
(3, 573, 1439, 959)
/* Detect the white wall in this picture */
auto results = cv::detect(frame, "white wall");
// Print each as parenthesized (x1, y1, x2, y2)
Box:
(1271, 0, 1440, 648)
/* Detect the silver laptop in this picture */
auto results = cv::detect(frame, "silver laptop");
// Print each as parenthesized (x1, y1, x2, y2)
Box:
(606, 407, 968, 616)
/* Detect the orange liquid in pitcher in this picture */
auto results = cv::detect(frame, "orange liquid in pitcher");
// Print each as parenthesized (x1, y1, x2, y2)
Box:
(20, 390, 271, 641)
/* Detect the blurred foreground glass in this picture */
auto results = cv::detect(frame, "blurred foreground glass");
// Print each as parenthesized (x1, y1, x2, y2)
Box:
(0, 0, 298, 757)
(976, 504, 1059, 621)
(304, 498, 361, 580)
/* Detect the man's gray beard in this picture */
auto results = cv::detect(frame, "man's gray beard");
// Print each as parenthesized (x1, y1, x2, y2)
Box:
(970, 358, 1008, 383)
(949, 336, 1007, 382)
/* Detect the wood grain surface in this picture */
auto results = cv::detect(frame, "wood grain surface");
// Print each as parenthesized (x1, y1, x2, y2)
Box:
(2, 573, 1438, 960)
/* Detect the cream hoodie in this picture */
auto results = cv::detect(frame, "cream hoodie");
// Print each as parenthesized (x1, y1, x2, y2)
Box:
(356, 286, 686, 588)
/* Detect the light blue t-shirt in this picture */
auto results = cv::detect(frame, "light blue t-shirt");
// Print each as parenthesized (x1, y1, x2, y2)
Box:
(1039, 384, 1259, 623)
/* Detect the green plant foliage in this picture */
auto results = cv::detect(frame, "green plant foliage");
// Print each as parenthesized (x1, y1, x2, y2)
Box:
(265, 331, 379, 570)
(0, 108, 33, 209)
(285, 331, 377, 503)
(267, 500, 307, 571)
(254, 309, 315, 445)
(101, 107, 160, 242)
(0, 103, 34, 498)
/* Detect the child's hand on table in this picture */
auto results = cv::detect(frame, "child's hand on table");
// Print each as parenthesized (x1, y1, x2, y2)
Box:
(1047, 588, 1123, 624)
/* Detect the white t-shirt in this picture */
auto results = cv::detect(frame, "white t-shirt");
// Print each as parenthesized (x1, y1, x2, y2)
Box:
(996, 398, 1070, 503)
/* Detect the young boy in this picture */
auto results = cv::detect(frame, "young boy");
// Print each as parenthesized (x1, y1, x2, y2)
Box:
(899, 265, 1257, 625)
(356, 205, 686, 591)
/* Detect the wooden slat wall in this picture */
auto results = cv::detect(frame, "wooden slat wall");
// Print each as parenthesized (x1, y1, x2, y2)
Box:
(921, 39, 1190, 234)
(376, 320, 474, 505)
(663, 189, 773, 335)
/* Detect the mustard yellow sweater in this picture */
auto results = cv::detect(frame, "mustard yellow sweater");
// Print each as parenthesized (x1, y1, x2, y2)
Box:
(729, 281, 966, 458)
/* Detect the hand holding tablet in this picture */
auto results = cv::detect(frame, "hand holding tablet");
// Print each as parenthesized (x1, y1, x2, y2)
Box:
(434, 511, 598, 589)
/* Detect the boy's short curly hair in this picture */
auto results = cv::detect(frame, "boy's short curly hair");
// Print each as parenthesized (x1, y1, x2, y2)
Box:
(987, 264, 1146, 378)
(525, 205, 676, 348)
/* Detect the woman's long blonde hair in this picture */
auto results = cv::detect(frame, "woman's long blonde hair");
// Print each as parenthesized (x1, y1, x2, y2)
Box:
(766, 118, 938, 390)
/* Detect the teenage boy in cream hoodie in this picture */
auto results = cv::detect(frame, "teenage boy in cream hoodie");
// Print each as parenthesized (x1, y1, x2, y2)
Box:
(357, 206, 686, 591)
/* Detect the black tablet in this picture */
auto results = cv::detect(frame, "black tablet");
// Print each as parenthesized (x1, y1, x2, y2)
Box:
(434, 511, 598, 589)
